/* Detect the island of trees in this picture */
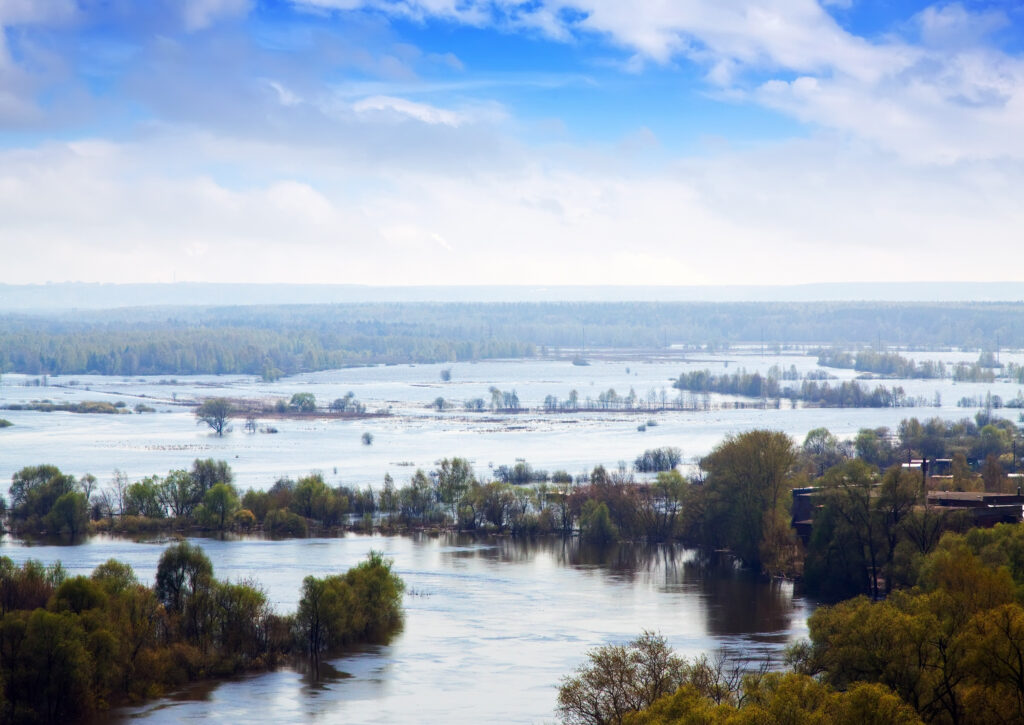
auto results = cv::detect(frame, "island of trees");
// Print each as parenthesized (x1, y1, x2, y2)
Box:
(0, 545, 403, 724)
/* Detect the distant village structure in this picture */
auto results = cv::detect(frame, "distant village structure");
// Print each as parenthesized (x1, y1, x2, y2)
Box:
(791, 457, 1024, 544)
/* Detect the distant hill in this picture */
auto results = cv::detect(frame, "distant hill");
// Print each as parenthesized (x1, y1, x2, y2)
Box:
(2, 281, 1024, 311)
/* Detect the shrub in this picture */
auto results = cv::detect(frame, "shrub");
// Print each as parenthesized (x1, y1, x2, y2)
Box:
(264, 509, 308, 538)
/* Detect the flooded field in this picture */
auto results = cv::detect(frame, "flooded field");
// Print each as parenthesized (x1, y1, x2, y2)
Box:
(2, 350, 1022, 494)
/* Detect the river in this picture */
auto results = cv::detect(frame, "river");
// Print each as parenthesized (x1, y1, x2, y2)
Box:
(3, 348, 1014, 721)
(0, 532, 809, 724)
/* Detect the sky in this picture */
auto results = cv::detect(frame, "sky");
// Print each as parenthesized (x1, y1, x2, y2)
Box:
(1, 0, 1023, 287)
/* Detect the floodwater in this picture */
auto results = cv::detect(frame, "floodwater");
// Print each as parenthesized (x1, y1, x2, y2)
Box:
(4, 348, 1011, 721)
(2, 350, 1022, 494)
(0, 533, 809, 724)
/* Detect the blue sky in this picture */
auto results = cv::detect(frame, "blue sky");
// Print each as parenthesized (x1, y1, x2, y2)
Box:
(2, 0, 1023, 286)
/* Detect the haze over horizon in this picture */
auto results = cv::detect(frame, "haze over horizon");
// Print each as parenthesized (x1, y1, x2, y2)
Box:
(2, 1, 1022, 286)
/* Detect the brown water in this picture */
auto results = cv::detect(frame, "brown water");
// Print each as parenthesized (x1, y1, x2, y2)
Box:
(0, 533, 809, 723)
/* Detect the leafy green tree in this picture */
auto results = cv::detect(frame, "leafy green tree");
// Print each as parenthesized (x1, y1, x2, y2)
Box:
(3, 609, 95, 722)
(399, 470, 435, 524)
(289, 392, 316, 412)
(202, 483, 240, 530)
(123, 477, 165, 518)
(45, 491, 89, 538)
(9, 465, 76, 525)
(241, 489, 272, 522)
(195, 397, 232, 436)
(264, 508, 308, 536)
(580, 501, 619, 545)
(698, 430, 797, 567)
(190, 459, 233, 498)
(436, 457, 474, 522)
(159, 468, 201, 518)
(802, 427, 849, 474)
(90, 559, 139, 595)
(154, 542, 213, 614)
(296, 551, 403, 656)
(855, 427, 898, 469)
(290, 474, 346, 525)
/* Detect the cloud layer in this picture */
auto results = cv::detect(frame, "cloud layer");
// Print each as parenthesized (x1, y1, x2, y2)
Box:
(1, 1, 1022, 285)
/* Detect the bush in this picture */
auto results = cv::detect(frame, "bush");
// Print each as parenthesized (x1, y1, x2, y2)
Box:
(634, 447, 682, 472)
(580, 501, 619, 545)
(233, 509, 257, 530)
(557, 632, 687, 725)
(264, 509, 308, 538)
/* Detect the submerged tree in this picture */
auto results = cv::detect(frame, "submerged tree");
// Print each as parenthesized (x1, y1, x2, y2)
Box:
(195, 398, 232, 436)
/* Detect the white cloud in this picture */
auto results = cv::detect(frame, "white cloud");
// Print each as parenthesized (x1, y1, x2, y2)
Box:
(915, 3, 1009, 49)
(3, 131, 1024, 285)
(353, 95, 465, 125)
(266, 79, 303, 106)
(181, 0, 253, 31)
(286, 1, 1024, 164)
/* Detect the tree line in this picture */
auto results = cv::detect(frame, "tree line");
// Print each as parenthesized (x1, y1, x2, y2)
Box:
(5, 300, 1024, 376)
(6, 413, 1023, 598)
(674, 368, 927, 408)
(0, 545, 403, 724)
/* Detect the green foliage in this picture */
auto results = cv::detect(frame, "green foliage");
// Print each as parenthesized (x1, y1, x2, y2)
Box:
(154, 542, 213, 615)
(233, 508, 256, 530)
(796, 524, 1024, 725)
(1, 400, 127, 414)
(296, 551, 404, 655)
(124, 477, 165, 519)
(289, 474, 347, 526)
(9, 465, 77, 530)
(580, 501, 619, 545)
(264, 509, 308, 537)
(818, 347, 945, 380)
(90, 559, 138, 596)
(803, 462, 920, 600)
(44, 492, 89, 538)
(0, 548, 404, 724)
(556, 632, 693, 725)
(634, 447, 682, 473)
(625, 672, 922, 725)
(288, 393, 316, 412)
(200, 483, 240, 530)
(190, 459, 233, 496)
(436, 457, 474, 520)
(695, 431, 798, 569)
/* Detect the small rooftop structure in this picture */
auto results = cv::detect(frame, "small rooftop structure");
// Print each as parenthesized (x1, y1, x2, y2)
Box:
(927, 490, 1024, 527)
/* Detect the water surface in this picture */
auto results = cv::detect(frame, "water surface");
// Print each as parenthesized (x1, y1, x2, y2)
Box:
(0, 533, 809, 724)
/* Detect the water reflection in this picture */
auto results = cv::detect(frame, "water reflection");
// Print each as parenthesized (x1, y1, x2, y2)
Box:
(0, 532, 808, 724)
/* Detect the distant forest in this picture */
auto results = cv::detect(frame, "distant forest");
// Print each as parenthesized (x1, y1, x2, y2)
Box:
(1, 301, 1023, 376)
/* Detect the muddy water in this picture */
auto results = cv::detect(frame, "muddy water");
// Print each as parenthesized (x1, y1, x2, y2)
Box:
(0, 533, 809, 724)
